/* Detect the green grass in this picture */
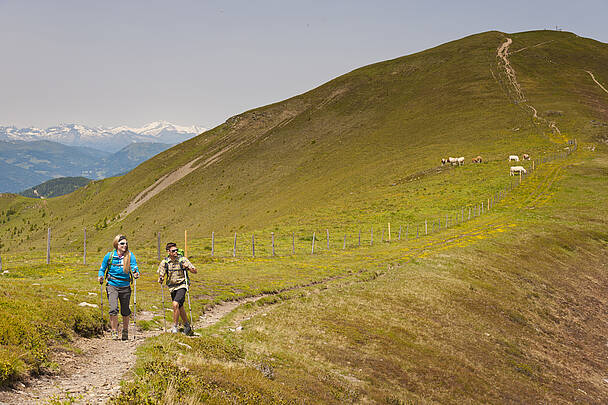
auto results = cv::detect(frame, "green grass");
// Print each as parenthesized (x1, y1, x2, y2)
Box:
(0, 29, 607, 402)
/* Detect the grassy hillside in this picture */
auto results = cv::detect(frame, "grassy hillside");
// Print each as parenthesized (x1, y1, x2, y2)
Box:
(1, 30, 606, 256)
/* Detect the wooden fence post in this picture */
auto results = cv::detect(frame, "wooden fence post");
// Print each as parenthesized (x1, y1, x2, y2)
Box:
(157, 232, 161, 260)
(358, 229, 361, 246)
(519, 170, 522, 185)
(46, 227, 51, 264)
(311, 232, 315, 254)
(272, 232, 275, 256)
(388, 223, 391, 242)
(233, 232, 237, 257)
(406, 224, 409, 240)
(398, 225, 402, 240)
(252, 234, 255, 257)
(416, 225, 419, 238)
(83, 228, 87, 265)
(211, 232, 215, 257)
(425, 220, 428, 235)
(381, 230, 384, 242)
(343, 234, 346, 249)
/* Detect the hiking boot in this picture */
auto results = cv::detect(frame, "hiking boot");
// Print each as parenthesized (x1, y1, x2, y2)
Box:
(183, 323, 192, 336)
(122, 329, 128, 341)
(170, 325, 178, 333)
(111, 330, 119, 340)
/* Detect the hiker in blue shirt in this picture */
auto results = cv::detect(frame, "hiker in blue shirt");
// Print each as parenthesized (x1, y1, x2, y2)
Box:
(98, 234, 139, 340)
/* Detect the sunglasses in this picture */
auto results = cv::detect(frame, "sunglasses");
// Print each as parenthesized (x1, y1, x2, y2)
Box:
(118, 241, 128, 246)
(169, 249, 178, 253)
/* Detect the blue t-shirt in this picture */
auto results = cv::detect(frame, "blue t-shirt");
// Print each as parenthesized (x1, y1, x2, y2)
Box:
(98, 250, 139, 287)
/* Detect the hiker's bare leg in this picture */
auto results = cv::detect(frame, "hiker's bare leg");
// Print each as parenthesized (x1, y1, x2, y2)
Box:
(179, 306, 188, 324)
(122, 315, 130, 331)
(110, 315, 118, 331)
(172, 301, 180, 325)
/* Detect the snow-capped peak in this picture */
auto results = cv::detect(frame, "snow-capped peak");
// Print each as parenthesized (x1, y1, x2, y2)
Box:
(0, 121, 206, 152)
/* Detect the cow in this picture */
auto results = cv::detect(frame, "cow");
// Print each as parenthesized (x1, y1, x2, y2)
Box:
(509, 155, 519, 162)
(472, 156, 482, 163)
(457, 157, 465, 166)
(441, 158, 447, 166)
(510, 166, 527, 176)
(522, 153, 530, 160)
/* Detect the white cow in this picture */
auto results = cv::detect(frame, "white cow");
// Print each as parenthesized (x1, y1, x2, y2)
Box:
(510, 166, 527, 176)
(509, 155, 519, 162)
(447, 157, 458, 165)
(457, 157, 465, 166)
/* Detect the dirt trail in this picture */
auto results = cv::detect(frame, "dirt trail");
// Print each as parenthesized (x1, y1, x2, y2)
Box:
(586, 70, 608, 95)
(0, 298, 261, 405)
(496, 38, 562, 135)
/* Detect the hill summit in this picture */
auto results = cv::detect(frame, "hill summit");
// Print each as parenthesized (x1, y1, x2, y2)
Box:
(1, 30, 607, 249)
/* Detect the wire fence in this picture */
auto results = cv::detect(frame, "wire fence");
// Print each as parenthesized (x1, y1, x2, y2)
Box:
(0, 141, 577, 269)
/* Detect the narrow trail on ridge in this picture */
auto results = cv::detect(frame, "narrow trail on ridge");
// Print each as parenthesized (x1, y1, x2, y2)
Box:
(0, 297, 262, 405)
(496, 37, 562, 136)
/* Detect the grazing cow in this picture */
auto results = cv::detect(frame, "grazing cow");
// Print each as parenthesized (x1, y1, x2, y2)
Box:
(522, 153, 530, 160)
(441, 158, 447, 166)
(457, 157, 465, 166)
(509, 155, 519, 162)
(510, 166, 527, 176)
(472, 156, 483, 163)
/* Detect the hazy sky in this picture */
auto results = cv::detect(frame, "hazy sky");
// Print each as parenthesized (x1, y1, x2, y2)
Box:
(1, 0, 606, 130)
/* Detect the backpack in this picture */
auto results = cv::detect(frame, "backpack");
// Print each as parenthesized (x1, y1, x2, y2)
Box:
(103, 251, 133, 284)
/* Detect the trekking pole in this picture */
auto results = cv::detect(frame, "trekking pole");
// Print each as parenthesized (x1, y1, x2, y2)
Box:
(133, 278, 137, 340)
(161, 283, 167, 332)
(99, 280, 104, 335)
(185, 270, 194, 327)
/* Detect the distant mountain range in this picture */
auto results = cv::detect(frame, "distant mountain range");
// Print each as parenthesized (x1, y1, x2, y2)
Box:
(0, 121, 205, 193)
(0, 121, 205, 153)
(0, 140, 176, 193)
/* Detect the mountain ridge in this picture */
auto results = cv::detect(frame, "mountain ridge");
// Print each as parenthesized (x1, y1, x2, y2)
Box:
(0, 121, 205, 152)
(0, 30, 606, 248)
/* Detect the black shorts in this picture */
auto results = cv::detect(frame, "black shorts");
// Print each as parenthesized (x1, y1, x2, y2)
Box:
(171, 288, 187, 308)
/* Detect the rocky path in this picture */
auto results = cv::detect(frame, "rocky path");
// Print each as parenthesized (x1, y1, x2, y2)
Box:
(0, 297, 263, 405)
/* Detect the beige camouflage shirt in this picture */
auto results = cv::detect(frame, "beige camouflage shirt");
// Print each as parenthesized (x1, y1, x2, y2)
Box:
(157, 256, 195, 293)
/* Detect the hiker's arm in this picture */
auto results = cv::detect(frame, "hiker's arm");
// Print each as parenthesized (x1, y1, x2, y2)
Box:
(184, 258, 197, 274)
(157, 261, 165, 283)
(131, 252, 139, 279)
(98, 253, 108, 284)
